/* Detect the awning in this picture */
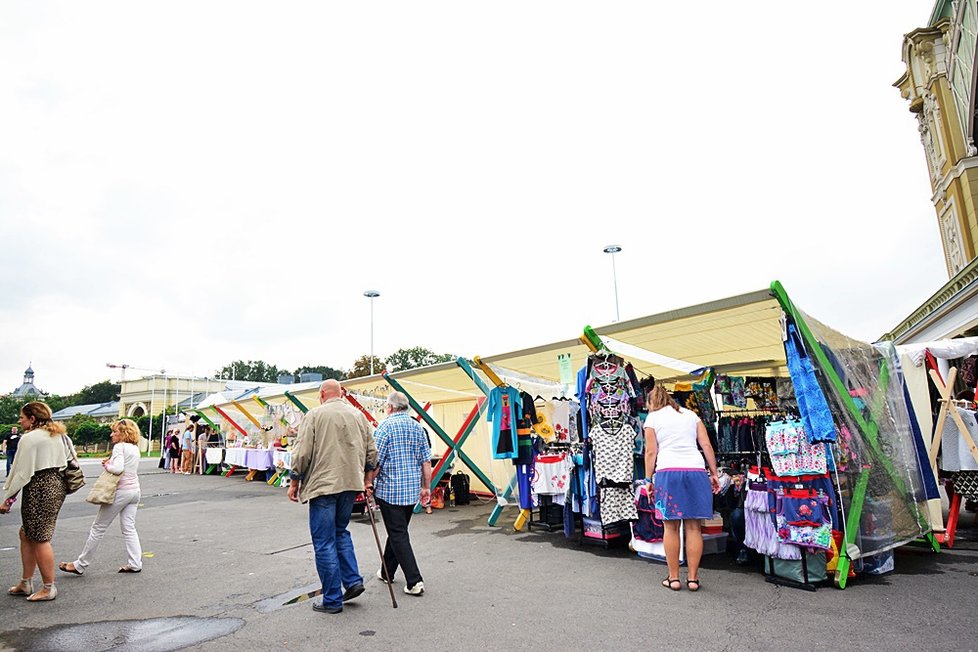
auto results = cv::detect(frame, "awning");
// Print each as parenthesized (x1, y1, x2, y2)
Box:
(330, 288, 787, 405)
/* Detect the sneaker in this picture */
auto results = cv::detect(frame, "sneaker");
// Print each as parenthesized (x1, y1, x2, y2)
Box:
(312, 601, 342, 614)
(403, 581, 424, 596)
(376, 569, 392, 584)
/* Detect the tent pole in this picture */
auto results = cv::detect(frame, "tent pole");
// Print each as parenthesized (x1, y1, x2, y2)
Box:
(284, 391, 309, 414)
(384, 370, 496, 499)
(194, 409, 219, 430)
(459, 357, 526, 528)
(232, 400, 263, 430)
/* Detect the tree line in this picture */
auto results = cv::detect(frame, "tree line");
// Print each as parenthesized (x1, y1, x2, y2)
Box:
(216, 346, 454, 383)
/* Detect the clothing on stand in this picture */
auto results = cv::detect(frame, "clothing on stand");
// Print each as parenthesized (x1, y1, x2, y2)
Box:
(487, 386, 521, 459)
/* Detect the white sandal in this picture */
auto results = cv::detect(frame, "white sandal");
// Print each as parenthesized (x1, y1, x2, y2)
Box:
(26, 582, 57, 601)
(8, 578, 33, 596)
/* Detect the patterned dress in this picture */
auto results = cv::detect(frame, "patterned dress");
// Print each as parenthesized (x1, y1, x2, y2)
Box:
(21, 467, 67, 542)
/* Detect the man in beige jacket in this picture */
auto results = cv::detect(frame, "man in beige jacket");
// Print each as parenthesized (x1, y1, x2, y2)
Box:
(288, 379, 378, 614)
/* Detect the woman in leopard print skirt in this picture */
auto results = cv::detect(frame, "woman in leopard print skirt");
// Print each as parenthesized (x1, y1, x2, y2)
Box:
(1, 402, 72, 601)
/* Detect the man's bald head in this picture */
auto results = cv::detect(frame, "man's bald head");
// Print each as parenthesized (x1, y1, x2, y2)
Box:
(319, 379, 343, 403)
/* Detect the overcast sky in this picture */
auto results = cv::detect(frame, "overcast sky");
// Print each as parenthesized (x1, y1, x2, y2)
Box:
(0, 1, 948, 395)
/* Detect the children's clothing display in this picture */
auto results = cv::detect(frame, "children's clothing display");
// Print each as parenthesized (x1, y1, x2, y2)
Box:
(764, 420, 828, 476)
(531, 453, 571, 496)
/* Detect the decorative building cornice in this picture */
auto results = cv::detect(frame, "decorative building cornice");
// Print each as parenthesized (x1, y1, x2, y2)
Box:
(895, 20, 953, 106)
(930, 155, 978, 204)
(881, 255, 978, 342)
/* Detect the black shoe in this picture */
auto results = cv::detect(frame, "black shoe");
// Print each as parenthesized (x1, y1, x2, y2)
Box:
(342, 584, 365, 602)
(312, 601, 342, 614)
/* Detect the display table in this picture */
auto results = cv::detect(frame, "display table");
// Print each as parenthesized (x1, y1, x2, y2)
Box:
(203, 448, 224, 474)
(267, 450, 292, 487)
(224, 448, 248, 467)
(245, 449, 274, 471)
(273, 450, 291, 470)
(209, 448, 288, 483)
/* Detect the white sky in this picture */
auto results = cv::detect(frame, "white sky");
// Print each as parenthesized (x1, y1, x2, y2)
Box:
(0, 1, 949, 395)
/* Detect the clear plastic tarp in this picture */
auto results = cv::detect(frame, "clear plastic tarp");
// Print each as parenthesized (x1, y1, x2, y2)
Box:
(800, 310, 931, 560)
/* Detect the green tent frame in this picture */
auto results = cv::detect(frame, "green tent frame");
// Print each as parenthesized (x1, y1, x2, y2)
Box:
(770, 281, 939, 588)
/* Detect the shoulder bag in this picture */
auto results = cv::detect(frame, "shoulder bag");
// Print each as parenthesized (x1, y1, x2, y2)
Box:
(61, 435, 86, 495)
(86, 469, 121, 505)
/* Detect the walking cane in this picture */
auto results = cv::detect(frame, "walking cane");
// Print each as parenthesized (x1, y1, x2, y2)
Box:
(364, 491, 398, 608)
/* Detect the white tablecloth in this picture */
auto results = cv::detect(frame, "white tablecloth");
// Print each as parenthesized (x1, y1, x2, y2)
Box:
(224, 448, 248, 467)
(205, 448, 223, 465)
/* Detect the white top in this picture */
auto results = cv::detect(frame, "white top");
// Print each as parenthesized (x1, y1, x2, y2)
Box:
(2, 429, 70, 501)
(644, 406, 705, 471)
(105, 442, 141, 491)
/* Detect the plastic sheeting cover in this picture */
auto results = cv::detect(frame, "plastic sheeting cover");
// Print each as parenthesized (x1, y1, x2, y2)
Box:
(896, 336, 978, 366)
(799, 310, 931, 559)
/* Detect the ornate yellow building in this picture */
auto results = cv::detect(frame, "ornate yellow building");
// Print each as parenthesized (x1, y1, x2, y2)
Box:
(889, 1, 978, 342)
(118, 375, 279, 418)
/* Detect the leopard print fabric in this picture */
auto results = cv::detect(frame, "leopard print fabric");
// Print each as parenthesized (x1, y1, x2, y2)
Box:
(20, 467, 66, 542)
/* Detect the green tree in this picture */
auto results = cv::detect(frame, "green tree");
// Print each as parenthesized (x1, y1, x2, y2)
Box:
(346, 355, 385, 379)
(217, 360, 284, 383)
(75, 380, 121, 404)
(293, 365, 345, 381)
(385, 347, 454, 372)
(135, 413, 166, 439)
(0, 396, 23, 423)
(66, 415, 112, 453)
(0, 394, 71, 423)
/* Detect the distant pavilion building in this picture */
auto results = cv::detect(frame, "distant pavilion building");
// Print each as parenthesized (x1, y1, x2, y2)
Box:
(9, 365, 47, 398)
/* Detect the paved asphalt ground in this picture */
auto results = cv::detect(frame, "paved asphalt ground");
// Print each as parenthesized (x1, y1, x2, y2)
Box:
(2, 459, 977, 652)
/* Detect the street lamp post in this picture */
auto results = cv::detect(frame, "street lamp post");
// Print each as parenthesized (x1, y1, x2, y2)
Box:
(603, 245, 622, 322)
(363, 290, 381, 375)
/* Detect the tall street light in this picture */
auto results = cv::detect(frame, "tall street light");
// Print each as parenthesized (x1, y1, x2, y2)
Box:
(603, 245, 622, 322)
(363, 290, 381, 375)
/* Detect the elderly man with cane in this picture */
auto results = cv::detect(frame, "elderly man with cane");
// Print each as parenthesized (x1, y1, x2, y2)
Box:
(288, 380, 378, 614)
(366, 391, 432, 597)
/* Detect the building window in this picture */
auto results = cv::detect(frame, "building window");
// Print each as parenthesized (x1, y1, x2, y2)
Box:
(949, 0, 978, 148)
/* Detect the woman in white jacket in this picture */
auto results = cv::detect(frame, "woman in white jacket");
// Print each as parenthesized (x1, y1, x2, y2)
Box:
(59, 418, 143, 575)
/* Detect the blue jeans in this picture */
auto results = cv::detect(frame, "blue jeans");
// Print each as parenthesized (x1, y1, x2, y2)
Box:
(309, 491, 362, 609)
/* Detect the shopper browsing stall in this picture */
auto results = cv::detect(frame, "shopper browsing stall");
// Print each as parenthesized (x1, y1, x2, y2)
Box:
(643, 386, 720, 592)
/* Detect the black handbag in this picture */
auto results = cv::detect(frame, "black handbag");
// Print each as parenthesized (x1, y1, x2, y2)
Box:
(61, 435, 85, 495)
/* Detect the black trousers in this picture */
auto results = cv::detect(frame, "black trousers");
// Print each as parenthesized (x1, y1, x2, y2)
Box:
(377, 498, 423, 587)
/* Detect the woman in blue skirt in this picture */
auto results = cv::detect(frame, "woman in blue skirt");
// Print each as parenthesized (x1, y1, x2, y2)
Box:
(644, 385, 719, 592)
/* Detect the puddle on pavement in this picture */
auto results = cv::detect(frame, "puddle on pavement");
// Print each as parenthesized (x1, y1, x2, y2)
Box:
(0, 616, 244, 652)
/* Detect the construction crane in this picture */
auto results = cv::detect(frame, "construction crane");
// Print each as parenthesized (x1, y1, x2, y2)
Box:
(106, 363, 165, 382)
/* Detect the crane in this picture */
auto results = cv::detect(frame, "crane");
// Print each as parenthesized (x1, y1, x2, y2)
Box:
(106, 363, 165, 382)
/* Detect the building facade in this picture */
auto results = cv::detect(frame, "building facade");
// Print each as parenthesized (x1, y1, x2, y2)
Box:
(118, 375, 282, 418)
(889, 1, 978, 342)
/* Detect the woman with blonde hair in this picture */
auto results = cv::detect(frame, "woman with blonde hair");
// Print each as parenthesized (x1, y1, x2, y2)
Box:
(643, 385, 720, 592)
(1, 401, 72, 601)
(59, 418, 143, 575)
